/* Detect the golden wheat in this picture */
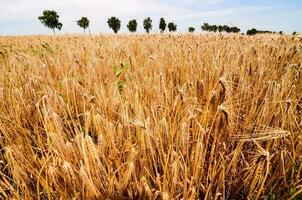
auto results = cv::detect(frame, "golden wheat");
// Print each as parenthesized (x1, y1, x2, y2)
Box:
(0, 34, 301, 199)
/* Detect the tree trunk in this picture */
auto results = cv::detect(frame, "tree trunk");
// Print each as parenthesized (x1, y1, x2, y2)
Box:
(84, 28, 86, 33)
(53, 29, 56, 34)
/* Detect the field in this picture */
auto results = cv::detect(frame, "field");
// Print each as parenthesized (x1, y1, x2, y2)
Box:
(0, 34, 302, 199)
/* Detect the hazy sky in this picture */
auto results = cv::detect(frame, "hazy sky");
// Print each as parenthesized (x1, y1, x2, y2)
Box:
(0, 0, 301, 35)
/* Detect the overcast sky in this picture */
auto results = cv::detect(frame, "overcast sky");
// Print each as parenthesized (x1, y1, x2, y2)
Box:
(0, 0, 301, 35)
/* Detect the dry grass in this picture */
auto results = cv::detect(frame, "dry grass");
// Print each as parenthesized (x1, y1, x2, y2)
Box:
(0, 34, 301, 199)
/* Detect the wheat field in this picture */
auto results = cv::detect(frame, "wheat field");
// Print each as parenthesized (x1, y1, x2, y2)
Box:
(0, 34, 302, 199)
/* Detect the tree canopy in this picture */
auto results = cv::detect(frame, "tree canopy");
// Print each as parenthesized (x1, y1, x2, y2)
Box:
(201, 23, 240, 33)
(143, 17, 152, 33)
(77, 17, 89, 33)
(159, 17, 166, 33)
(127, 19, 138, 33)
(188, 27, 195, 33)
(107, 17, 121, 33)
(38, 10, 63, 34)
(168, 22, 177, 32)
(246, 28, 277, 35)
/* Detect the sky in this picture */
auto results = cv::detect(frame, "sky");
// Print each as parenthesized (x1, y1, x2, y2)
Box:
(0, 0, 301, 35)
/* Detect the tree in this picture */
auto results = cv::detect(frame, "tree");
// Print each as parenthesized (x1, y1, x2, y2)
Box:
(168, 22, 177, 32)
(247, 28, 257, 35)
(38, 10, 62, 34)
(127, 19, 137, 33)
(218, 25, 223, 32)
(223, 25, 231, 33)
(247, 28, 274, 35)
(143, 17, 152, 33)
(77, 17, 89, 33)
(107, 17, 121, 33)
(212, 25, 218, 32)
(159, 17, 166, 33)
(201, 23, 241, 33)
(188, 27, 195, 33)
(292, 31, 297, 35)
(231, 26, 240, 33)
(201, 23, 209, 31)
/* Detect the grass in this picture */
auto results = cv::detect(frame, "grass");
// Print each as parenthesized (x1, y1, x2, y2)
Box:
(0, 34, 301, 199)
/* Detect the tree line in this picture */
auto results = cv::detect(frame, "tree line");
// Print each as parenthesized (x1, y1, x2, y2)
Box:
(38, 10, 296, 35)
(38, 10, 178, 34)
(201, 23, 240, 33)
(246, 28, 284, 36)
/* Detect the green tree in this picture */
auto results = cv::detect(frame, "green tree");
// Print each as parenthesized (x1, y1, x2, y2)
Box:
(231, 26, 240, 33)
(247, 28, 274, 35)
(159, 17, 166, 33)
(218, 25, 223, 32)
(212, 25, 218, 32)
(143, 17, 152, 33)
(223, 25, 231, 33)
(168, 22, 177, 32)
(201, 23, 209, 31)
(292, 31, 297, 35)
(107, 17, 121, 33)
(38, 10, 62, 34)
(188, 27, 195, 33)
(127, 19, 137, 33)
(77, 17, 90, 33)
(247, 28, 257, 35)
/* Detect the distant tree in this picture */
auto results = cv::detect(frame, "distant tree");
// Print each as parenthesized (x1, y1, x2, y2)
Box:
(218, 25, 223, 32)
(127, 19, 137, 33)
(143, 17, 152, 33)
(188, 27, 195, 33)
(231, 26, 240, 33)
(292, 31, 297, 35)
(202, 23, 241, 34)
(279, 31, 283, 35)
(201, 23, 209, 31)
(77, 17, 89, 33)
(208, 25, 213, 32)
(107, 17, 121, 33)
(247, 28, 275, 35)
(247, 28, 257, 35)
(212, 25, 218, 32)
(38, 10, 62, 34)
(223, 25, 231, 33)
(168, 22, 177, 32)
(159, 17, 167, 33)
